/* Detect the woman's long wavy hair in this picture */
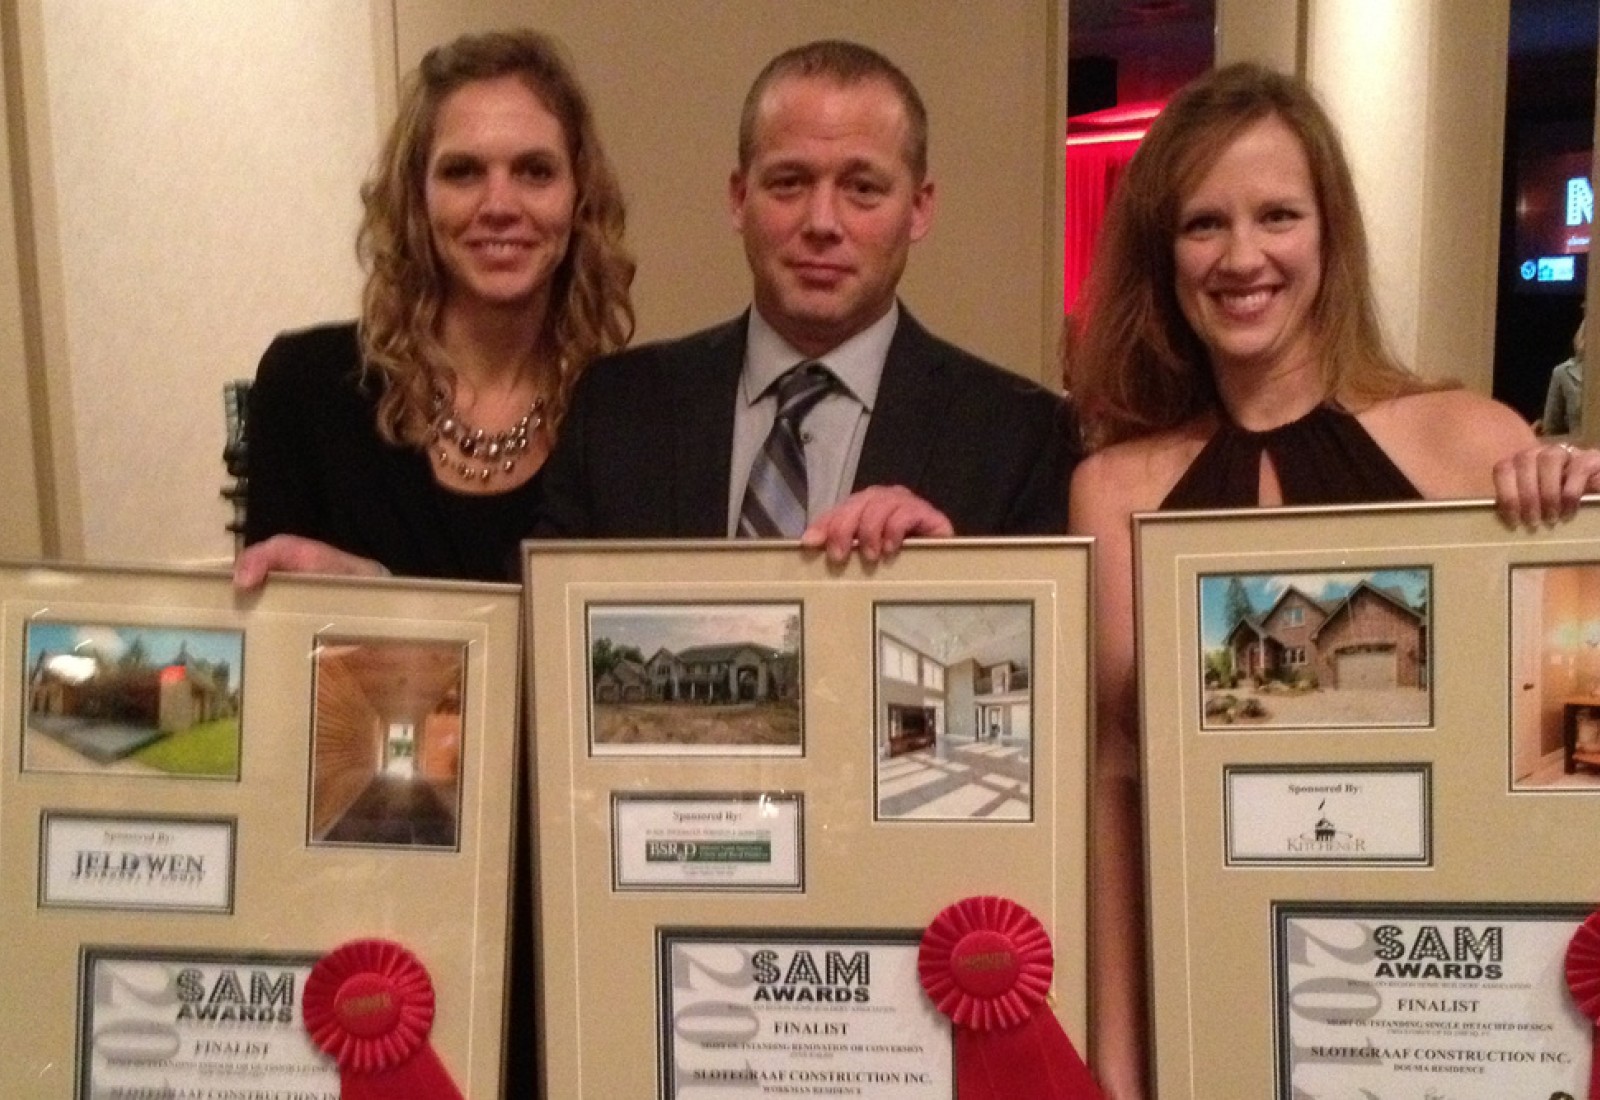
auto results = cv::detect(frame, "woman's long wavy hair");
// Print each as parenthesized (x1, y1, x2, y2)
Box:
(1066, 62, 1441, 449)
(358, 28, 635, 446)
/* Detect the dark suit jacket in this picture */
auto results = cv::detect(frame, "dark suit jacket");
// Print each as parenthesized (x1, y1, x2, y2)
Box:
(535, 309, 1076, 537)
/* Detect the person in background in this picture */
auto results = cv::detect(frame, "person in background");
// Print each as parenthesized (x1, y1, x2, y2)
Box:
(1064, 61, 1600, 1099)
(236, 28, 633, 585)
(533, 39, 1072, 556)
(1540, 316, 1585, 436)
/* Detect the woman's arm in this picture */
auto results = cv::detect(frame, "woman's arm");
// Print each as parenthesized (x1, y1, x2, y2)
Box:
(1364, 390, 1600, 525)
(1070, 453, 1150, 1100)
(234, 331, 386, 588)
(243, 334, 329, 547)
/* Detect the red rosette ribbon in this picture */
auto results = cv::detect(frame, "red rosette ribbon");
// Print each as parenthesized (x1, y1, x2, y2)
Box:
(919, 896, 1105, 1099)
(1565, 910, 1600, 1099)
(302, 939, 463, 1100)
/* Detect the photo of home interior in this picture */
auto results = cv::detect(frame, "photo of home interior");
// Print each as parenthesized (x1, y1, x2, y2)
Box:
(873, 602, 1034, 822)
(1510, 563, 1600, 791)
(308, 636, 467, 848)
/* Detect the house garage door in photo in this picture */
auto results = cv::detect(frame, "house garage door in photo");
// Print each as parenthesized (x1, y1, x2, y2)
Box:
(1336, 646, 1397, 690)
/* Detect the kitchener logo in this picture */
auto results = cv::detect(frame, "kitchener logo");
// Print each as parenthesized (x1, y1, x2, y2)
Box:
(1285, 799, 1366, 855)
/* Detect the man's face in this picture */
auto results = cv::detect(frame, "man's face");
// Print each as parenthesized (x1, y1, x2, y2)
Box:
(730, 75, 934, 357)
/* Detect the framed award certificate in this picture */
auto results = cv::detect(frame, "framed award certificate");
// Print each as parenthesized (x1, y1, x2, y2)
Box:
(1136, 502, 1600, 1097)
(0, 561, 521, 1098)
(525, 539, 1092, 1099)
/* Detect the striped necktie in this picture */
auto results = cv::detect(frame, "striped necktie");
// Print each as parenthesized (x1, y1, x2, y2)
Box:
(737, 362, 835, 537)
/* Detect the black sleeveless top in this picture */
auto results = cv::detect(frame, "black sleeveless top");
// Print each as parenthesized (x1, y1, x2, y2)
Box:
(1160, 404, 1423, 509)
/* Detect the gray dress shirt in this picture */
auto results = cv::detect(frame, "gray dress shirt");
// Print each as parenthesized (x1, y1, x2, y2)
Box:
(726, 305, 897, 535)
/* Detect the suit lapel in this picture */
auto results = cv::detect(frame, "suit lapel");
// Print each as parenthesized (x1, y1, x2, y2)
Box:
(671, 316, 746, 535)
(853, 309, 944, 492)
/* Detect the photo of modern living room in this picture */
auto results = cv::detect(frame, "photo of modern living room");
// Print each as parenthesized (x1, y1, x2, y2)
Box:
(872, 601, 1034, 822)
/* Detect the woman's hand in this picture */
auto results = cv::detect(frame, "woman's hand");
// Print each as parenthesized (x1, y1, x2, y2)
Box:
(232, 534, 389, 590)
(1493, 442, 1600, 529)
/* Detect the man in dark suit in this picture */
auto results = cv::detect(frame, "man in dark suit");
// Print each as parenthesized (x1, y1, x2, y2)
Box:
(536, 39, 1073, 554)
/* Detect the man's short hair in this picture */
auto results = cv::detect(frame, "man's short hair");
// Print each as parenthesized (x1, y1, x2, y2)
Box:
(738, 40, 929, 181)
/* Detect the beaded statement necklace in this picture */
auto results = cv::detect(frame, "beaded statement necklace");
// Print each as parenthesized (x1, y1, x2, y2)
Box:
(429, 387, 545, 483)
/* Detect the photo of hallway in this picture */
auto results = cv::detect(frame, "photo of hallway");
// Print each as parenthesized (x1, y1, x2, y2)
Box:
(308, 637, 467, 849)
(873, 602, 1034, 821)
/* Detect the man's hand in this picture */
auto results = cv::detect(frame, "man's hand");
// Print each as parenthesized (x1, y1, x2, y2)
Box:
(1493, 442, 1600, 529)
(799, 485, 954, 564)
(232, 534, 389, 590)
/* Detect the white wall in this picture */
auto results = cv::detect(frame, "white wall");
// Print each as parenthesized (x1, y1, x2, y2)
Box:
(1307, 2, 1433, 367)
(395, 0, 1065, 380)
(26, 0, 379, 564)
(0, 17, 44, 559)
(1216, 0, 1304, 72)
(0, 1, 1524, 560)
(1306, 0, 1507, 391)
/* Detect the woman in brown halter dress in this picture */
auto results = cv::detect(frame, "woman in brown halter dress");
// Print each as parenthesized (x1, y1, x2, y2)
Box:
(1065, 62, 1598, 1099)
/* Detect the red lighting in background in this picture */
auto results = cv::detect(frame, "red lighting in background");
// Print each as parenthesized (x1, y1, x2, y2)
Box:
(1068, 129, 1150, 147)
(159, 665, 186, 684)
(1065, 100, 1165, 314)
(1067, 100, 1164, 138)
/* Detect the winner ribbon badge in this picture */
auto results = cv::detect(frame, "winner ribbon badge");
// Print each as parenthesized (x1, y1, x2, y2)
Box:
(919, 896, 1105, 1099)
(1565, 909, 1600, 1100)
(302, 939, 463, 1100)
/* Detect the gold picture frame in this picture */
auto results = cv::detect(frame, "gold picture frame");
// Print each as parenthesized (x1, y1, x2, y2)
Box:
(524, 539, 1091, 1098)
(0, 561, 521, 1098)
(1136, 502, 1600, 1098)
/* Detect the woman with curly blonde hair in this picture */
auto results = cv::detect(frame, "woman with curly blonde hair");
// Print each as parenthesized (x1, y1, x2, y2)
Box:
(239, 28, 633, 582)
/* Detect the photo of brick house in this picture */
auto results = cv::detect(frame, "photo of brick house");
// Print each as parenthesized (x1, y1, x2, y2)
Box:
(1200, 570, 1431, 729)
(587, 603, 803, 754)
(1224, 580, 1428, 691)
(23, 621, 244, 776)
(29, 649, 233, 733)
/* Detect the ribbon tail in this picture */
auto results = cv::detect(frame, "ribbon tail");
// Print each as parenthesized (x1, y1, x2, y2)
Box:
(956, 1016, 1106, 1100)
(342, 1045, 464, 1100)
(1591, 1023, 1599, 1100)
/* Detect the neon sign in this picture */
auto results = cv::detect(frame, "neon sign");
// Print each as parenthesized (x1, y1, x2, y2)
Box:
(1567, 176, 1593, 228)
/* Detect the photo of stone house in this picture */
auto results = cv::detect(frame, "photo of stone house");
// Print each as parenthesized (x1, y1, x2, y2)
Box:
(593, 656, 650, 703)
(643, 643, 798, 704)
(587, 603, 803, 754)
(1200, 570, 1431, 729)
